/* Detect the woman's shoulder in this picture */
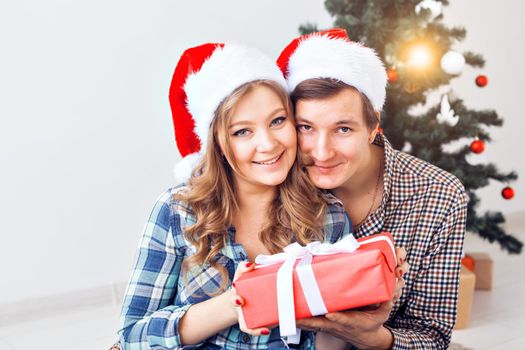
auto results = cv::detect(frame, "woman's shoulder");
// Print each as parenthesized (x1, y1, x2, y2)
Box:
(155, 184, 194, 214)
(149, 185, 196, 240)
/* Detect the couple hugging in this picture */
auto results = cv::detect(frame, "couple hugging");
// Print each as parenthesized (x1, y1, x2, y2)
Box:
(115, 28, 467, 350)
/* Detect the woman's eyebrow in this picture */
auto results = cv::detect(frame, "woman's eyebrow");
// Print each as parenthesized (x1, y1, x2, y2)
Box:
(229, 107, 286, 129)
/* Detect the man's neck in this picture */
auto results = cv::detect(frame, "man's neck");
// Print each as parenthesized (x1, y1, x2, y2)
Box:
(335, 145, 384, 199)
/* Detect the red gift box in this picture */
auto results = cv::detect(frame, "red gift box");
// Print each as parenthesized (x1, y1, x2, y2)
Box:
(235, 232, 397, 329)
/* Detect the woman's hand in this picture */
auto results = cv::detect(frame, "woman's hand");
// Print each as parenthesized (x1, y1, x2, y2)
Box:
(393, 247, 410, 302)
(230, 261, 271, 337)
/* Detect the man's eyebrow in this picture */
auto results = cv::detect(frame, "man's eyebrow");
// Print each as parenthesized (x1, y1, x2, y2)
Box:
(295, 117, 360, 126)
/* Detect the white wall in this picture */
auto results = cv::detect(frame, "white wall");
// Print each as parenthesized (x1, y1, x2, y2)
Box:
(443, 0, 524, 215)
(0, 0, 523, 304)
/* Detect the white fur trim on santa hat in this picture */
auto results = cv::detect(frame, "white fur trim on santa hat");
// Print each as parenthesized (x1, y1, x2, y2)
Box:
(173, 152, 202, 184)
(286, 35, 387, 111)
(184, 44, 287, 151)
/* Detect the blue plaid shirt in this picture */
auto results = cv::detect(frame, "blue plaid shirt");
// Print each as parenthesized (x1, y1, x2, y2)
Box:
(118, 186, 352, 350)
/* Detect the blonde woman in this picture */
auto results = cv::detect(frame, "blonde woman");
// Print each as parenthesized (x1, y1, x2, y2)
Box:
(117, 43, 352, 350)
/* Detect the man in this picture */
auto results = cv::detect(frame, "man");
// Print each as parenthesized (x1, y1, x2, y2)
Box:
(277, 29, 467, 349)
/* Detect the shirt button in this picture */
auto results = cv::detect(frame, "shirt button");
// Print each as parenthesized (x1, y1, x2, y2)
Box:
(241, 334, 251, 343)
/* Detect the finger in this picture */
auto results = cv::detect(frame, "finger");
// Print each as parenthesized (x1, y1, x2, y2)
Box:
(377, 300, 394, 313)
(324, 311, 356, 326)
(232, 293, 244, 307)
(395, 262, 409, 278)
(296, 316, 331, 331)
(393, 277, 405, 301)
(233, 261, 255, 282)
(357, 303, 381, 311)
(236, 301, 270, 336)
(395, 247, 407, 266)
(393, 276, 405, 292)
(400, 261, 410, 273)
(240, 326, 271, 336)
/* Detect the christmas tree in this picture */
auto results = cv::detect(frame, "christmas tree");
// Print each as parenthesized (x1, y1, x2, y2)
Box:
(300, 0, 521, 253)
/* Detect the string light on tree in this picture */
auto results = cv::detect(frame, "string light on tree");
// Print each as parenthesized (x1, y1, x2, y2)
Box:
(502, 186, 515, 200)
(440, 51, 465, 75)
(476, 74, 488, 87)
(405, 41, 435, 70)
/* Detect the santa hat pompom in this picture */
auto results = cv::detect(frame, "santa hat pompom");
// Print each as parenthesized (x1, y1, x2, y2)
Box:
(173, 153, 202, 184)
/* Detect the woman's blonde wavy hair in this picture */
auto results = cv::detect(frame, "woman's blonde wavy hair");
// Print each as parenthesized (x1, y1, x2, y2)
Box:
(175, 80, 328, 292)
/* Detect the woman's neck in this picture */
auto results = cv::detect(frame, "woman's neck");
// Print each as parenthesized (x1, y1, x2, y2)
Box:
(233, 181, 276, 228)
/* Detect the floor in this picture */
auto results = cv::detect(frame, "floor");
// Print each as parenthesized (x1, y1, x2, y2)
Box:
(1, 215, 524, 350)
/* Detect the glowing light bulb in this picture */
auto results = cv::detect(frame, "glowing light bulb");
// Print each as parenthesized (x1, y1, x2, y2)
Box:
(407, 44, 432, 69)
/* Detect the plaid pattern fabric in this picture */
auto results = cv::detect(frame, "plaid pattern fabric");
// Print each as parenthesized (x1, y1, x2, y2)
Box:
(118, 187, 351, 350)
(352, 134, 468, 350)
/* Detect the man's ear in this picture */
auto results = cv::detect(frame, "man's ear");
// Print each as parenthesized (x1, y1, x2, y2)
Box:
(369, 111, 381, 143)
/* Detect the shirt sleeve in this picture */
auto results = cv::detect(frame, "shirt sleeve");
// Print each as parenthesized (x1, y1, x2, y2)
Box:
(323, 198, 353, 243)
(386, 192, 467, 349)
(118, 191, 198, 350)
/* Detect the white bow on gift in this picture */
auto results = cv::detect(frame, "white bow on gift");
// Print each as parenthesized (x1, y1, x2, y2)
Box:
(255, 234, 396, 344)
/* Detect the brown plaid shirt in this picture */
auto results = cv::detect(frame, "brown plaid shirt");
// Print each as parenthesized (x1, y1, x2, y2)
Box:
(353, 134, 468, 349)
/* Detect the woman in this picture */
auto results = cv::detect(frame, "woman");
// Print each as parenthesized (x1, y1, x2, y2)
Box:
(117, 42, 352, 350)
(277, 29, 467, 349)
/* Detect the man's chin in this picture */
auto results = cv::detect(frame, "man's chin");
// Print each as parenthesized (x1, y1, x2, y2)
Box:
(310, 174, 339, 190)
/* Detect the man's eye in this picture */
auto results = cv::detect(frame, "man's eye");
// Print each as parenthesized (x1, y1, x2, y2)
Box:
(233, 129, 250, 137)
(298, 125, 312, 132)
(270, 116, 286, 127)
(339, 127, 351, 133)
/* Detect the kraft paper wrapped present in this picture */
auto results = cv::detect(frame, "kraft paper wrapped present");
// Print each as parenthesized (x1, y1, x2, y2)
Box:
(466, 252, 493, 290)
(234, 232, 397, 336)
(455, 266, 476, 329)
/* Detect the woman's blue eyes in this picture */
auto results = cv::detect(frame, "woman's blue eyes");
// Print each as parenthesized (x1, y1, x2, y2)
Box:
(232, 116, 287, 137)
(270, 116, 286, 127)
(233, 129, 249, 137)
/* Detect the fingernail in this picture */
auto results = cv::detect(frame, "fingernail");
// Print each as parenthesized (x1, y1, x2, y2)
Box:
(235, 299, 242, 305)
(397, 269, 403, 277)
(400, 257, 404, 264)
(246, 262, 254, 268)
(232, 282, 236, 288)
(260, 329, 269, 335)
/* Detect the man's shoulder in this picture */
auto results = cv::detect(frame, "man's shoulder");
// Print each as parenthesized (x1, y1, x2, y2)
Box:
(394, 150, 467, 201)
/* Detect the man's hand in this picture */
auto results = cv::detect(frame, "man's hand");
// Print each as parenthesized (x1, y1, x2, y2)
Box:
(297, 302, 394, 349)
(300, 246, 409, 349)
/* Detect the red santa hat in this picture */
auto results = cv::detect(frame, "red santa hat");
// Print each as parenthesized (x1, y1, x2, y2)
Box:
(277, 28, 387, 111)
(169, 43, 287, 183)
